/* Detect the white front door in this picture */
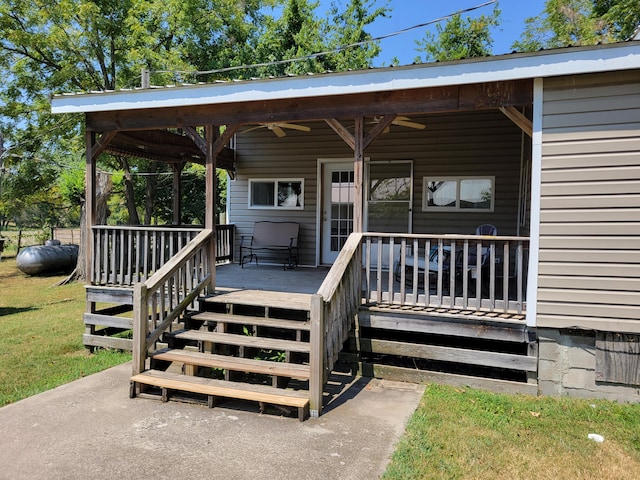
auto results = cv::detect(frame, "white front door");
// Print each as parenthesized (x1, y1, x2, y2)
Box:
(321, 162, 354, 264)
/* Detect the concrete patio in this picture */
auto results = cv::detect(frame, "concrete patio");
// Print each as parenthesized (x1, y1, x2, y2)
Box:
(0, 361, 424, 480)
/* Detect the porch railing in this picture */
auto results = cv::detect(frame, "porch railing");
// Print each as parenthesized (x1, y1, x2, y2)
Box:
(309, 233, 363, 417)
(132, 229, 213, 376)
(216, 224, 234, 263)
(92, 224, 234, 286)
(362, 233, 529, 314)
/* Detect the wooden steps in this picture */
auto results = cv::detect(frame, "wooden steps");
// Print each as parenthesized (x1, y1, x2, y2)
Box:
(171, 329, 311, 354)
(131, 369, 310, 421)
(204, 289, 312, 311)
(190, 311, 310, 332)
(131, 288, 313, 420)
(151, 348, 310, 380)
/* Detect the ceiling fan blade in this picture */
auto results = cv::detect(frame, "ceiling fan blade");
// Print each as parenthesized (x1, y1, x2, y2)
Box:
(278, 123, 311, 132)
(241, 125, 265, 133)
(271, 125, 286, 137)
(393, 119, 426, 130)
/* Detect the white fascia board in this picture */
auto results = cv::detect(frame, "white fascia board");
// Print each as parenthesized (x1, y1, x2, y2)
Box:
(51, 42, 640, 114)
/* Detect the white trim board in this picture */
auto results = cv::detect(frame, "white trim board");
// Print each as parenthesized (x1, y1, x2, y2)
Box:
(51, 42, 640, 114)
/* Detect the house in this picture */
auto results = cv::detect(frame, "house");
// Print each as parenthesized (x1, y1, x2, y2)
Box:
(51, 40, 640, 418)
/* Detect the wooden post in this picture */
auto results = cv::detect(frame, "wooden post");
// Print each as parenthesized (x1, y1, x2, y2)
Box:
(85, 130, 96, 283)
(309, 294, 325, 417)
(132, 283, 148, 376)
(205, 126, 217, 290)
(353, 116, 364, 233)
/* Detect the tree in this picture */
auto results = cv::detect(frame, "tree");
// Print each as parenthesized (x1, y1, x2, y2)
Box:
(510, 0, 640, 52)
(321, 0, 387, 71)
(592, 0, 640, 41)
(415, 6, 501, 62)
(0, 0, 388, 278)
(255, 0, 386, 76)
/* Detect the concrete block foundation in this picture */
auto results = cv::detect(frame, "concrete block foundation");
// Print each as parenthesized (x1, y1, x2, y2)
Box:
(537, 328, 640, 402)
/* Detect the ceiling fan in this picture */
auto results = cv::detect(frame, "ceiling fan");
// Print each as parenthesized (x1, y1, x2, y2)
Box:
(242, 122, 311, 137)
(371, 115, 426, 133)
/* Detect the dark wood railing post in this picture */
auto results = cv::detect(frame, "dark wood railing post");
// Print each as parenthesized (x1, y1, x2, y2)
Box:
(132, 282, 148, 376)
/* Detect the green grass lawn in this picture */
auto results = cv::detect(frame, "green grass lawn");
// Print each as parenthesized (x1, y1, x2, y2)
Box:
(0, 258, 130, 407)
(383, 384, 640, 480)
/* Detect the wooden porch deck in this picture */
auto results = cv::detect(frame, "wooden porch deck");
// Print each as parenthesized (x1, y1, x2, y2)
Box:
(88, 231, 536, 417)
(215, 263, 329, 295)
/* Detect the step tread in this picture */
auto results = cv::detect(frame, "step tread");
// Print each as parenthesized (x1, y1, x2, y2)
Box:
(131, 369, 309, 407)
(152, 348, 310, 378)
(172, 329, 311, 353)
(191, 311, 311, 331)
(205, 289, 312, 311)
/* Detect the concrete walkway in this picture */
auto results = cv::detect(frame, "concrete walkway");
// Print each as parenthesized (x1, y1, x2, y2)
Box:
(0, 362, 424, 480)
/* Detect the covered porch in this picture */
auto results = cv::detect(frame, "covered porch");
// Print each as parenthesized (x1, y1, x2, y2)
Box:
(53, 56, 537, 418)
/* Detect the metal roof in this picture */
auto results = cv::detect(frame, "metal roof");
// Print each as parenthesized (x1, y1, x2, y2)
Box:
(51, 41, 640, 115)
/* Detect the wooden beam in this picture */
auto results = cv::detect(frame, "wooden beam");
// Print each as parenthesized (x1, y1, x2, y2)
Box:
(325, 118, 355, 150)
(499, 106, 533, 138)
(353, 116, 364, 233)
(363, 115, 396, 150)
(205, 125, 217, 289)
(212, 124, 240, 156)
(86, 80, 533, 132)
(90, 130, 117, 160)
(85, 130, 96, 283)
(184, 126, 207, 153)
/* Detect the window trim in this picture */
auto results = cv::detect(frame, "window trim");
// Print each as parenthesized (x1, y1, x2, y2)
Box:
(422, 176, 495, 212)
(248, 178, 304, 210)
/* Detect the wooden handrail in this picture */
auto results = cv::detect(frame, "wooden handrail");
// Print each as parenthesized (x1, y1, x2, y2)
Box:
(317, 232, 363, 300)
(132, 229, 213, 377)
(310, 232, 363, 417)
(362, 232, 529, 242)
(144, 229, 212, 292)
(92, 225, 203, 233)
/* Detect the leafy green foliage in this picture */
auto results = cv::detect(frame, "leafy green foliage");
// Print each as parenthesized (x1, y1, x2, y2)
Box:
(0, 0, 386, 230)
(415, 6, 501, 62)
(593, 0, 640, 40)
(255, 0, 386, 76)
(512, 0, 639, 52)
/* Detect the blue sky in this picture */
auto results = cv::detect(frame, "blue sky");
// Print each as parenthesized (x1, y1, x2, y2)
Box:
(318, 0, 547, 66)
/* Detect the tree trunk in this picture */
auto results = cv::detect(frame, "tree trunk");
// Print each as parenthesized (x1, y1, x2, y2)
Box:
(56, 172, 112, 285)
(144, 161, 159, 225)
(119, 156, 141, 225)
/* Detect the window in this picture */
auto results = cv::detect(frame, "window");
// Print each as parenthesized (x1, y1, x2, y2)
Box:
(423, 176, 494, 211)
(248, 179, 304, 210)
(366, 161, 413, 233)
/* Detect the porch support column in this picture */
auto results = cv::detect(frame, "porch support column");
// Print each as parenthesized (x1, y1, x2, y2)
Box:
(205, 125, 217, 290)
(325, 115, 393, 233)
(85, 129, 117, 283)
(353, 116, 364, 233)
(85, 130, 97, 283)
(171, 162, 184, 225)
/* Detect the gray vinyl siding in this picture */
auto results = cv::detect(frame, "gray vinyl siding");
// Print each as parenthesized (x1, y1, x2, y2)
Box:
(230, 109, 525, 265)
(537, 70, 640, 332)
